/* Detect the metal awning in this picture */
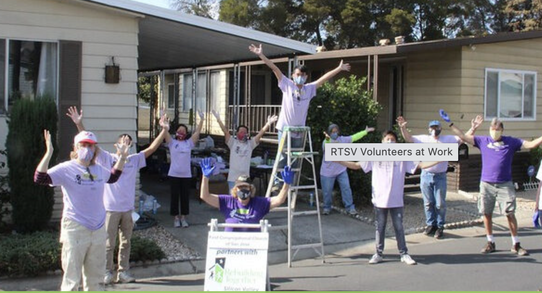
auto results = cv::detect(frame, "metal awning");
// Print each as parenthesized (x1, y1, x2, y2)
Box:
(85, 0, 315, 71)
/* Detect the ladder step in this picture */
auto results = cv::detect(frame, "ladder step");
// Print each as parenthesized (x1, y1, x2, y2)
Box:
(283, 126, 311, 132)
(290, 152, 318, 157)
(271, 206, 289, 212)
(290, 185, 318, 190)
(293, 210, 319, 216)
(292, 243, 323, 250)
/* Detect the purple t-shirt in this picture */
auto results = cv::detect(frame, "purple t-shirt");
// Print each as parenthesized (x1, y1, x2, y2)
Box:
(320, 135, 352, 177)
(276, 75, 317, 131)
(218, 195, 271, 232)
(48, 160, 112, 230)
(474, 136, 523, 183)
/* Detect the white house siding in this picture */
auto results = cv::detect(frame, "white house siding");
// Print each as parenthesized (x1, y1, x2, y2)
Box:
(403, 48, 463, 138)
(0, 0, 140, 221)
(460, 39, 542, 145)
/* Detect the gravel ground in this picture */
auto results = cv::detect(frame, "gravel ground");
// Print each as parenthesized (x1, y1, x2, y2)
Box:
(132, 225, 200, 262)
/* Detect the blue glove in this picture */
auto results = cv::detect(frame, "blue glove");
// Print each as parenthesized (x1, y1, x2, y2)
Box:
(200, 157, 215, 178)
(439, 109, 451, 123)
(281, 166, 294, 185)
(533, 211, 540, 228)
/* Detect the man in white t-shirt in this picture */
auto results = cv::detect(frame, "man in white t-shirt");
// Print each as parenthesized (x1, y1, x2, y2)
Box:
(397, 116, 482, 239)
(248, 43, 351, 142)
(212, 110, 278, 191)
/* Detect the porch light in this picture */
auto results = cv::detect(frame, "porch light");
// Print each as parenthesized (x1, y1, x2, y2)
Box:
(105, 57, 120, 84)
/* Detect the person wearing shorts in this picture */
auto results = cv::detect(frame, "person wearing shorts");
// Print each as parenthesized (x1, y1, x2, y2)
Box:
(450, 116, 542, 256)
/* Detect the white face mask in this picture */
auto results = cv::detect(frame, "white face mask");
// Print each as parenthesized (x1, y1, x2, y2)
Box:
(77, 147, 94, 162)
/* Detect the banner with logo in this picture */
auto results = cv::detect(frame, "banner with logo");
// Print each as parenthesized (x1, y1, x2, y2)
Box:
(204, 231, 269, 291)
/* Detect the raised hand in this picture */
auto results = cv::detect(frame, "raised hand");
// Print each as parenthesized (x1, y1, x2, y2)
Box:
(159, 113, 170, 130)
(339, 60, 351, 72)
(323, 131, 331, 141)
(211, 109, 220, 121)
(281, 166, 294, 185)
(471, 115, 483, 130)
(396, 116, 407, 128)
(267, 115, 278, 125)
(115, 135, 131, 157)
(197, 110, 204, 120)
(200, 157, 215, 178)
(249, 44, 262, 55)
(365, 126, 375, 133)
(66, 106, 83, 125)
(43, 129, 53, 153)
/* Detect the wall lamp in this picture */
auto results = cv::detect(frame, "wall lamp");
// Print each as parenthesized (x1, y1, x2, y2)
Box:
(105, 57, 120, 84)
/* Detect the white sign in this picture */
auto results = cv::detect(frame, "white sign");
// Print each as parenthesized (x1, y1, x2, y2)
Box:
(204, 231, 269, 291)
(325, 143, 458, 162)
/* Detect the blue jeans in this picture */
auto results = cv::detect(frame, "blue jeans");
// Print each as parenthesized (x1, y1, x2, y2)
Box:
(374, 207, 407, 255)
(275, 130, 303, 182)
(320, 171, 354, 211)
(420, 171, 447, 228)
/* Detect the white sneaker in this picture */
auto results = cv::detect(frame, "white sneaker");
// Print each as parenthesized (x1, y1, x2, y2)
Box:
(117, 271, 136, 283)
(181, 218, 189, 228)
(400, 254, 417, 265)
(368, 254, 383, 264)
(348, 209, 358, 215)
(174, 218, 181, 228)
(103, 271, 113, 285)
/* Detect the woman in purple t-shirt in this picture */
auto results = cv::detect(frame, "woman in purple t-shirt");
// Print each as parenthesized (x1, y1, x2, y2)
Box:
(199, 158, 294, 232)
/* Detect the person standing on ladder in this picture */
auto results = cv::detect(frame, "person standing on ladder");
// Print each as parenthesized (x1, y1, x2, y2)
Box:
(248, 44, 351, 143)
(321, 123, 375, 216)
(211, 110, 278, 192)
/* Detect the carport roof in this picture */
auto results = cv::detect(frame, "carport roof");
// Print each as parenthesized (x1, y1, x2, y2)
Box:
(84, 0, 315, 71)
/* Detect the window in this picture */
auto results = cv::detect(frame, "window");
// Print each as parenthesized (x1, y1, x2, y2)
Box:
(485, 68, 537, 120)
(182, 74, 192, 112)
(1, 40, 58, 114)
(167, 83, 175, 109)
(195, 72, 207, 112)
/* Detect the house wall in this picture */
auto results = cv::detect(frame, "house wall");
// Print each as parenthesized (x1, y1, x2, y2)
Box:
(0, 0, 140, 221)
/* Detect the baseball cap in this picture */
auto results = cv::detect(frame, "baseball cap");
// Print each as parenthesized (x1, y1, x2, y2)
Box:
(428, 120, 441, 127)
(235, 174, 252, 188)
(74, 131, 98, 145)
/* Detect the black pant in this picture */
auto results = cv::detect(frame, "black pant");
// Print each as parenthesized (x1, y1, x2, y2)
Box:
(169, 177, 191, 216)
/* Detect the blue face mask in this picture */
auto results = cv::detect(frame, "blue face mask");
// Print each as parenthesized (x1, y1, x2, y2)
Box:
(330, 133, 339, 140)
(294, 76, 306, 85)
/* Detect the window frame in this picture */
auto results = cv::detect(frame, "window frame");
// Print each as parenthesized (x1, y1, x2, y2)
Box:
(484, 68, 537, 122)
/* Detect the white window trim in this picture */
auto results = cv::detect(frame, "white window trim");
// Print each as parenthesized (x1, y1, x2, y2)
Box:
(484, 68, 537, 122)
(167, 83, 175, 110)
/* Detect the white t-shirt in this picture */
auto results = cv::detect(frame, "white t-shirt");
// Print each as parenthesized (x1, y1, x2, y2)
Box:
(276, 75, 317, 131)
(320, 135, 352, 177)
(412, 134, 460, 173)
(227, 137, 258, 182)
(359, 161, 418, 208)
(167, 138, 194, 178)
(536, 162, 542, 207)
(48, 160, 111, 230)
(97, 151, 146, 212)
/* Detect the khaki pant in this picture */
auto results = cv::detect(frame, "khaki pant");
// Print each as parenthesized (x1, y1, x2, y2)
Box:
(105, 211, 134, 273)
(59, 218, 106, 291)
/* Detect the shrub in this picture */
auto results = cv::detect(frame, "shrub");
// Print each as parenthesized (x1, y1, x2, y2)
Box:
(307, 75, 382, 206)
(6, 97, 58, 233)
(0, 149, 10, 233)
(0, 231, 166, 277)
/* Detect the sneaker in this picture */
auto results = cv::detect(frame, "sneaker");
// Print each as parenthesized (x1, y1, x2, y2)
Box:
(117, 271, 135, 283)
(434, 227, 444, 239)
(181, 218, 189, 228)
(174, 218, 181, 228)
(423, 225, 438, 236)
(103, 271, 113, 285)
(323, 209, 331, 215)
(481, 241, 496, 254)
(368, 254, 383, 264)
(400, 254, 417, 265)
(511, 242, 529, 256)
(348, 209, 358, 216)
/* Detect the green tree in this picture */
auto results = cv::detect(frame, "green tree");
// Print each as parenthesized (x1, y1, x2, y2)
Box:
(170, 0, 216, 18)
(504, 0, 542, 31)
(307, 76, 382, 205)
(6, 97, 58, 233)
(218, 0, 260, 27)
